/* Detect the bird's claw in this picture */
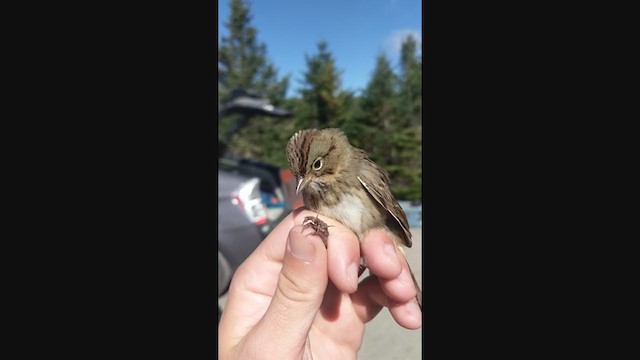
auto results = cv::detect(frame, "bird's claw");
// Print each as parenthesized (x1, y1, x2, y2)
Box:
(303, 215, 330, 248)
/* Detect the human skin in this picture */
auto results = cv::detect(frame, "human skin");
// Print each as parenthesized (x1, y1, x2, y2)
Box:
(218, 207, 422, 359)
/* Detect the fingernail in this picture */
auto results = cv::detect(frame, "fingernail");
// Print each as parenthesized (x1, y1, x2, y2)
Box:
(384, 243, 399, 264)
(406, 301, 422, 321)
(346, 262, 359, 291)
(289, 233, 316, 262)
(301, 226, 315, 236)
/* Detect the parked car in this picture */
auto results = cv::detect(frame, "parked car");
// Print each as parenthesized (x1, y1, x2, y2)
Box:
(218, 170, 266, 298)
(218, 88, 294, 323)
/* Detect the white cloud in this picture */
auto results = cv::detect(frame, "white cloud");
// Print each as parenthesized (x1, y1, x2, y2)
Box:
(383, 29, 422, 58)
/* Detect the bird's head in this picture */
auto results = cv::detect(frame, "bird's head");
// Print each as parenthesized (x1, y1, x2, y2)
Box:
(286, 128, 351, 195)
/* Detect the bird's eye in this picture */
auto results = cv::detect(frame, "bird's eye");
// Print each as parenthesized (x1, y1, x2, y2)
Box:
(312, 158, 323, 170)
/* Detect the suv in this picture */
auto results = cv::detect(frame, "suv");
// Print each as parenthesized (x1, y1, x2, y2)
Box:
(218, 169, 266, 297)
(218, 88, 294, 322)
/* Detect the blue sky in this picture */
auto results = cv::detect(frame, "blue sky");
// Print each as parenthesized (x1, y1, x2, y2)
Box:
(218, 0, 422, 98)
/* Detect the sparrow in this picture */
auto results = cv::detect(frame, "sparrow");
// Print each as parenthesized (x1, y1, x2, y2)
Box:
(286, 128, 422, 310)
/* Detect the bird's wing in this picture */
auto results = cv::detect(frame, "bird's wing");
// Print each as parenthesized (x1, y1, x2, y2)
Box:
(357, 169, 413, 247)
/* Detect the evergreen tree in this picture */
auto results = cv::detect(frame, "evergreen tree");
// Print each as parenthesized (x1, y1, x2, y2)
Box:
(347, 53, 397, 162)
(392, 34, 422, 200)
(297, 41, 348, 129)
(218, 0, 288, 102)
(218, 0, 291, 161)
(396, 34, 422, 130)
(352, 51, 421, 200)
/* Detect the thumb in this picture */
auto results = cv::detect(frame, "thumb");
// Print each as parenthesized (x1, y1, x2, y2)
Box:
(252, 225, 328, 354)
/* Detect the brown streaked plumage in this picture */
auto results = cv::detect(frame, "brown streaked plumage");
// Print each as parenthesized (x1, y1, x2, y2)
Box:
(286, 127, 422, 310)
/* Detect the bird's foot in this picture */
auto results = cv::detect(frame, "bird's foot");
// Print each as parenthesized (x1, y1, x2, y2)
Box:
(302, 215, 330, 248)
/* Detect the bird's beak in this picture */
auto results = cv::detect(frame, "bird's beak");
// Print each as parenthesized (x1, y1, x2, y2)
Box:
(296, 176, 309, 195)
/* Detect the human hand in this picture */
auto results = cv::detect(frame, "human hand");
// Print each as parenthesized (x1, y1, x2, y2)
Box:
(218, 207, 421, 359)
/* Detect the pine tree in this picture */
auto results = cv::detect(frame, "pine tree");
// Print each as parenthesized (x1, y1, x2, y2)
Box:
(396, 34, 422, 130)
(218, 0, 289, 102)
(348, 53, 398, 163)
(392, 34, 422, 200)
(218, 0, 291, 161)
(297, 41, 348, 129)
(351, 51, 421, 200)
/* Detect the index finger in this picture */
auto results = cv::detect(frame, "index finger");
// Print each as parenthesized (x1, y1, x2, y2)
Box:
(290, 209, 361, 294)
(247, 207, 361, 294)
